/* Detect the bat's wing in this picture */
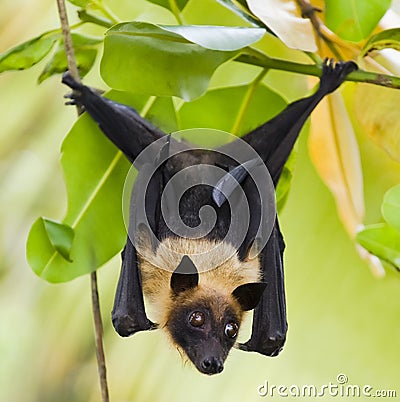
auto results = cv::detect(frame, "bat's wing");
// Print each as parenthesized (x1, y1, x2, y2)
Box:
(241, 59, 357, 184)
(62, 60, 356, 343)
(62, 74, 173, 336)
(216, 60, 357, 356)
(239, 222, 287, 355)
(113, 141, 174, 336)
(112, 236, 156, 335)
(62, 73, 187, 165)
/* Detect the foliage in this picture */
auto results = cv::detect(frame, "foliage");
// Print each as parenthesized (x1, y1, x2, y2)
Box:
(357, 185, 400, 272)
(2, 2, 400, 402)
(1, 0, 399, 281)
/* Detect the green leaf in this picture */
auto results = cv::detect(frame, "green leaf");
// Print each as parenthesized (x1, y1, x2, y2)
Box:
(101, 22, 262, 100)
(27, 218, 75, 273)
(361, 28, 400, 57)
(325, 0, 391, 42)
(160, 25, 265, 51)
(67, 0, 90, 6)
(178, 83, 286, 134)
(0, 32, 59, 73)
(27, 92, 177, 283)
(38, 33, 101, 83)
(178, 83, 296, 211)
(27, 115, 130, 283)
(146, 0, 189, 11)
(382, 184, 400, 233)
(356, 224, 400, 271)
(42, 218, 75, 261)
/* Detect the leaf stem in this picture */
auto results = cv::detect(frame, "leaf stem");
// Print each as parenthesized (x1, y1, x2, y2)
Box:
(236, 48, 400, 90)
(231, 68, 268, 135)
(169, 0, 184, 24)
(78, 10, 114, 28)
(92, 0, 119, 25)
(140, 96, 158, 117)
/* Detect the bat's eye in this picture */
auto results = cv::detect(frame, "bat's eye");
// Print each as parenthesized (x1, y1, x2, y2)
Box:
(189, 311, 205, 327)
(224, 322, 239, 338)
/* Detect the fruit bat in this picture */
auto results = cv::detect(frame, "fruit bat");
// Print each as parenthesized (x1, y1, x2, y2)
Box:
(62, 59, 357, 375)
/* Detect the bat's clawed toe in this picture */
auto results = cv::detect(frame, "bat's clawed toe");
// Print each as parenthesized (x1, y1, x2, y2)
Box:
(63, 92, 83, 108)
(320, 58, 358, 94)
(64, 93, 77, 106)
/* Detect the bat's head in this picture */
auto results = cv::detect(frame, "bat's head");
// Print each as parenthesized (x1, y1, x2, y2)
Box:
(166, 255, 266, 375)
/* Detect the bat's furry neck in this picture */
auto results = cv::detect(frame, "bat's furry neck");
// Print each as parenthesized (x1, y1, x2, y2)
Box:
(137, 237, 261, 325)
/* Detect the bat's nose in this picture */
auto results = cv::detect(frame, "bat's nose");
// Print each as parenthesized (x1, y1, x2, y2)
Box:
(200, 357, 224, 375)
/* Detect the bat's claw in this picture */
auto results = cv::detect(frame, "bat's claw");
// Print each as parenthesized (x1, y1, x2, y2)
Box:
(63, 93, 78, 106)
(319, 58, 358, 94)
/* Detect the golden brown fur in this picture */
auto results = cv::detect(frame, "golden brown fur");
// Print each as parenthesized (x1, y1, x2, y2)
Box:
(137, 237, 261, 328)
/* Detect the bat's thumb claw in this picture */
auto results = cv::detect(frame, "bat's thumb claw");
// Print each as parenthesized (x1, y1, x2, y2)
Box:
(62, 71, 83, 91)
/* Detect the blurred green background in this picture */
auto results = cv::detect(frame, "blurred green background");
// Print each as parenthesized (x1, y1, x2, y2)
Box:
(1, 0, 400, 401)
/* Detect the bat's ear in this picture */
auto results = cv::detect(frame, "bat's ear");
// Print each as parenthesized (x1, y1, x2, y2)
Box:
(170, 255, 199, 295)
(232, 282, 267, 311)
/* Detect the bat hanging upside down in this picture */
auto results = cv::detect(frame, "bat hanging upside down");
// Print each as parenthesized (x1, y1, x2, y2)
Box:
(62, 59, 357, 375)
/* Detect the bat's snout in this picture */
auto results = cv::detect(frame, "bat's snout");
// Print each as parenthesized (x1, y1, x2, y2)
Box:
(200, 356, 224, 375)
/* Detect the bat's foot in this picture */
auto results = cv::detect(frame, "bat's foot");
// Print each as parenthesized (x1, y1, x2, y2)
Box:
(62, 72, 84, 107)
(63, 92, 78, 106)
(319, 58, 358, 95)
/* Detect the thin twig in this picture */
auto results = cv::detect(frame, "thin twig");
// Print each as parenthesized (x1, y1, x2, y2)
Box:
(56, 0, 80, 81)
(296, 0, 359, 58)
(91, 271, 110, 402)
(55, 1, 110, 401)
(56, 0, 84, 115)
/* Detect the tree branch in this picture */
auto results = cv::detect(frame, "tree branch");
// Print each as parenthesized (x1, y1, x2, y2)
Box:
(235, 50, 400, 90)
(56, 1, 110, 401)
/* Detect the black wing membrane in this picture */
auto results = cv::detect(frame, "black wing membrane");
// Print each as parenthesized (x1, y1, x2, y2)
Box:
(62, 73, 171, 336)
(232, 60, 357, 355)
(112, 237, 156, 335)
(62, 60, 357, 346)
